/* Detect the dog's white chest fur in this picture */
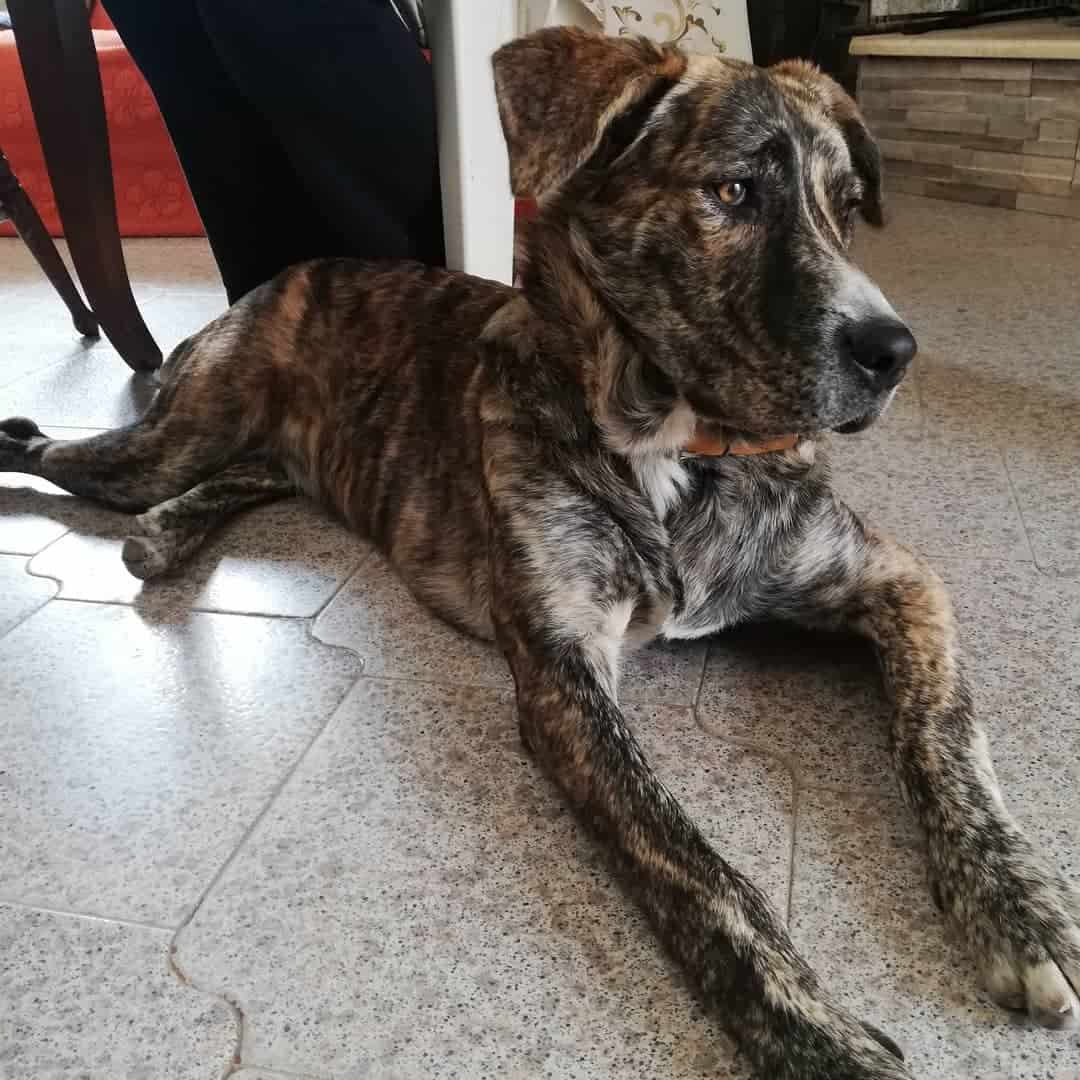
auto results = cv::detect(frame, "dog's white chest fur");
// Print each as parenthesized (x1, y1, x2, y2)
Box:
(631, 453, 689, 520)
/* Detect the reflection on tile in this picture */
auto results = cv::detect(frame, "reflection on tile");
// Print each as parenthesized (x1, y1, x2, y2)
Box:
(0, 903, 236, 1079)
(0, 344, 80, 393)
(177, 680, 792, 1078)
(139, 291, 228, 356)
(0, 346, 159, 428)
(699, 622, 893, 790)
(790, 788, 1080, 1080)
(0, 602, 361, 924)
(312, 554, 508, 686)
(0, 555, 56, 639)
(118, 237, 223, 295)
(0, 427, 118, 555)
(30, 497, 370, 617)
(315, 556, 707, 703)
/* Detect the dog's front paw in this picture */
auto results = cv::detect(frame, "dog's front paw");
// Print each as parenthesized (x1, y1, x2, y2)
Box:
(934, 838, 1080, 1029)
(765, 1012, 913, 1080)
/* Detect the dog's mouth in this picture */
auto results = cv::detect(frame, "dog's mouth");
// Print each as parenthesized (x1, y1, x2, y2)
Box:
(832, 413, 877, 435)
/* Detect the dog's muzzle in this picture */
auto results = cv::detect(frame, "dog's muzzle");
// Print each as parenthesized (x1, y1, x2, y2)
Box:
(842, 316, 917, 393)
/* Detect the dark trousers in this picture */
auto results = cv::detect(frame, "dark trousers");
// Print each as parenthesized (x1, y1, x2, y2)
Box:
(103, 0, 444, 303)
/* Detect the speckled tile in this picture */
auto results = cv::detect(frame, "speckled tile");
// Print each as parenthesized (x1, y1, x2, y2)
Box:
(936, 562, 1080, 836)
(826, 420, 1032, 564)
(789, 787, 1080, 1080)
(0, 427, 122, 555)
(699, 622, 893, 790)
(0, 555, 56, 639)
(1003, 442, 1080, 578)
(176, 679, 793, 1078)
(0, 903, 236, 1080)
(0, 602, 361, 925)
(231, 1069, 327, 1080)
(29, 496, 370, 617)
(314, 555, 707, 703)
(699, 561, 1079, 794)
(311, 554, 508, 687)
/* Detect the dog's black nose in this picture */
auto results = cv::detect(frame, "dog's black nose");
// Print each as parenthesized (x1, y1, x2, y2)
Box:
(845, 319, 917, 387)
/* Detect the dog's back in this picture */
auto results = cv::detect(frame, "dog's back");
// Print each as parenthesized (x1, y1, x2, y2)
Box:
(176, 257, 516, 636)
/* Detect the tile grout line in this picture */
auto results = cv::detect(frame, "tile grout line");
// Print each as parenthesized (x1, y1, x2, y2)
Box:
(159, 555, 376, 1077)
(0, 553, 59, 644)
(0, 896, 174, 934)
(692, 653, 804, 925)
(998, 445, 1047, 576)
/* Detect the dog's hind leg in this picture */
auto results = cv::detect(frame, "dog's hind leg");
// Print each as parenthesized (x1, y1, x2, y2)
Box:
(121, 455, 298, 580)
(0, 324, 278, 512)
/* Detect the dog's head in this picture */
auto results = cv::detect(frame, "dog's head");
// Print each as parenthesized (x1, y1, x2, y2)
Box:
(493, 28, 915, 439)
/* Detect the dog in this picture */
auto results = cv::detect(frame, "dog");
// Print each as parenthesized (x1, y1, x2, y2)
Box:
(2, 27, 1077, 1079)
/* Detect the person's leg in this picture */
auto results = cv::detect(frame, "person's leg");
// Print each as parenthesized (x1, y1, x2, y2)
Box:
(196, 0, 444, 268)
(103, 0, 346, 301)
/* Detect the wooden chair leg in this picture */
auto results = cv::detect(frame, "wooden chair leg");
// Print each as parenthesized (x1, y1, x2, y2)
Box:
(0, 147, 99, 339)
(8, 0, 162, 372)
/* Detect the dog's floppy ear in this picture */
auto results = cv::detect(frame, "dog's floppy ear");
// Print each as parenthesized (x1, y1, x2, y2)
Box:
(492, 27, 687, 199)
(770, 59, 885, 227)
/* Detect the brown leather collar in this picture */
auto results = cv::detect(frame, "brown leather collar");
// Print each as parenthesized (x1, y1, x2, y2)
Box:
(682, 432, 800, 457)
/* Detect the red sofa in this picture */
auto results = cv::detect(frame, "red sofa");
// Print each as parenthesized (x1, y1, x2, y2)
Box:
(0, 3, 203, 238)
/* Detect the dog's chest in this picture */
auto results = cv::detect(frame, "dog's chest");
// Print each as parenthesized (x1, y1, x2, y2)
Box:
(630, 454, 690, 521)
(649, 456, 823, 640)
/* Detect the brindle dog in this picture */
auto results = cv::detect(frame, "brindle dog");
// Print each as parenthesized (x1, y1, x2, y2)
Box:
(2, 27, 1078, 1079)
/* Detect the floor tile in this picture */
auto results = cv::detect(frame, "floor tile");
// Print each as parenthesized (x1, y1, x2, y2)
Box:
(827, 420, 1032, 564)
(937, 563, 1080, 837)
(30, 496, 369, 617)
(789, 787, 1080, 1080)
(137, 290, 230, 355)
(0, 290, 103, 352)
(0, 602, 361, 925)
(232, 1069, 327, 1080)
(0, 237, 58, 293)
(0, 903, 236, 1080)
(0, 428, 121, 556)
(312, 555, 509, 687)
(0, 555, 56, 639)
(117, 237, 224, 295)
(699, 622, 893, 790)
(699, 561, 1079, 794)
(314, 555, 707, 703)
(176, 679, 792, 1078)
(1003, 442, 1080, 578)
(0, 344, 82, 393)
(0, 344, 159, 428)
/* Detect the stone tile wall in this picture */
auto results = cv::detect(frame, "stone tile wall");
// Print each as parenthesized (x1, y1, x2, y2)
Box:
(857, 55, 1080, 217)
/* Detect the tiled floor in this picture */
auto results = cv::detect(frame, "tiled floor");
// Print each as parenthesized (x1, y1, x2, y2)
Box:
(0, 194, 1077, 1079)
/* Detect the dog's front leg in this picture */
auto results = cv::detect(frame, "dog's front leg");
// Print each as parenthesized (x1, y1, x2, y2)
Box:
(793, 520, 1080, 1029)
(492, 585, 911, 1078)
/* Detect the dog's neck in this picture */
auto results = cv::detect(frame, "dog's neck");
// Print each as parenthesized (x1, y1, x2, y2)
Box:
(516, 217, 801, 461)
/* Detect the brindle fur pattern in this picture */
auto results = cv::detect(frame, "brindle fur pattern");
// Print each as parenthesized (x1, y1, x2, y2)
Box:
(2, 28, 1077, 1079)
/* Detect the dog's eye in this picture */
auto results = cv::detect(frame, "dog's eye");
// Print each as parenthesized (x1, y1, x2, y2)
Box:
(715, 180, 750, 207)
